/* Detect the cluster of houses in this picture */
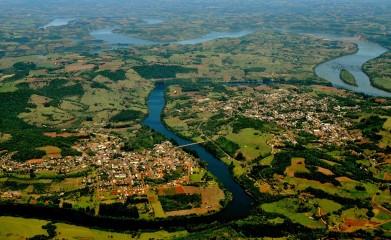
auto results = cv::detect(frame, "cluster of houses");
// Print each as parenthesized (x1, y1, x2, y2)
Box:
(0, 128, 200, 201)
(193, 87, 361, 146)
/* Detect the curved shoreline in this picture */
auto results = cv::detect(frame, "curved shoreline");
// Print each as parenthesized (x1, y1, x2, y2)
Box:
(362, 52, 391, 94)
(314, 36, 390, 97)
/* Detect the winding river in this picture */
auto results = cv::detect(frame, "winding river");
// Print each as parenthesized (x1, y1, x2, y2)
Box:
(314, 34, 390, 97)
(143, 84, 253, 219)
(142, 31, 390, 219)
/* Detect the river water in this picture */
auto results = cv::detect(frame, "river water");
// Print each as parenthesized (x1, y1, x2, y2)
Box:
(143, 84, 253, 219)
(313, 35, 390, 97)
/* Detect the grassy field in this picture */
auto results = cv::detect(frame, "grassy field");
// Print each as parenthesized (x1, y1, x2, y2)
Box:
(315, 199, 342, 213)
(0, 216, 187, 240)
(225, 128, 272, 160)
(261, 199, 324, 228)
(0, 216, 48, 239)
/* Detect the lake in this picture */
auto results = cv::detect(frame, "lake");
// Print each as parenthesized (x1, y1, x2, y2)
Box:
(143, 18, 164, 24)
(88, 28, 254, 51)
(41, 18, 75, 29)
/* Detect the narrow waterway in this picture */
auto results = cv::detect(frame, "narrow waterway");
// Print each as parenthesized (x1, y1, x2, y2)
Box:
(143, 84, 253, 219)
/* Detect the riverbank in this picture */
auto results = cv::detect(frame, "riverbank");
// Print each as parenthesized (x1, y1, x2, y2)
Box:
(362, 51, 391, 93)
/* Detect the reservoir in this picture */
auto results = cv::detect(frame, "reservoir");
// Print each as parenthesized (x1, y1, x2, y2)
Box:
(143, 84, 253, 219)
(41, 18, 75, 29)
(143, 18, 165, 24)
(89, 28, 254, 48)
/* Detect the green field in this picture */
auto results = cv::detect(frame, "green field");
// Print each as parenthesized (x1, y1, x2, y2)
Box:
(261, 200, 324, 228)
(226, 128, 273, 160)
(0, 216, 187, 240)
(0, 216, 48, 239)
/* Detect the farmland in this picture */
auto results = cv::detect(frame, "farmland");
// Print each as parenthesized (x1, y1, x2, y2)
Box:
(0, 0, 391, 238)
(162, 83, 391, 237)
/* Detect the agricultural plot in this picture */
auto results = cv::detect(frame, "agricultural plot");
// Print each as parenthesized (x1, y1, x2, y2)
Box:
(261, 199, 324, 228)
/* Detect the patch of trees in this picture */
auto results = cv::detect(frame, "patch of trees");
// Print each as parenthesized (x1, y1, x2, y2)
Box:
(121, 126, 167, 151)
(266, 147, 372, 182)
(237, 175, 286, 203)
(244, 67, 266, 76)
(60, 147, 82, 157)
(354, 115, 386, 142)
(1, 128, 84, 162)
(110, 110, 144, 123)
(99, 202, 139, 219)
(96, 69, 127, 81)
(1, 180, 30, 191)
(32, 183, 51, 194)
(132, 65, 197, 79)
(215, 136, 240, 158)
(270, 151, 292, 175)
(2, 70, 29, 82)
(180, 83, 201, 92)
(13, 62, 36, 71)
(1, 62, 36, 82)
(39, 79, 84, 99)
(159, 194, 201, 212)
(202, 141, 226, 159)
(234, 217, 313, 238)
(11, 149, 46, 162)
(90, 81, 111, 90)
(232, 116, 271, 133)
(302, 187, 368, 209)
(0, 89, 35, 131)
(203, 118, 232, 134)
(163, 169, 183, 182)
(250, 165, 275, 179)
(294, 171, 341, 186)
(125, 195, 148, 205)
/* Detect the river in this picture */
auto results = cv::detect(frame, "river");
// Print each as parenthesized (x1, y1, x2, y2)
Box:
(141, 32, 391, 220)
(313, 34, 390, 97)
(143, 84, 253, 219)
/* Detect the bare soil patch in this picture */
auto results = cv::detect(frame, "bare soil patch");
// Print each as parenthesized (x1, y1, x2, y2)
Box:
(336, 177, 356, 182)
(182, 186, 199, 194)
(317, 167, 334, 175)
(200, 187, 224, 208)
(66, 64, 95, 72)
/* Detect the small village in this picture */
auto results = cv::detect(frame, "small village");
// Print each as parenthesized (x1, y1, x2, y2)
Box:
(0, 127, 202, 203)
(193, 86, 362, 146)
